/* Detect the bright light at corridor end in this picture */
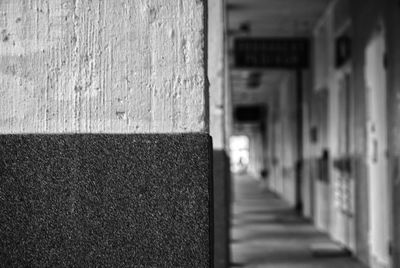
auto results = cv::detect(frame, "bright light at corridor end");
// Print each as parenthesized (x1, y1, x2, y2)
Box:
(229, 135, 250, 173)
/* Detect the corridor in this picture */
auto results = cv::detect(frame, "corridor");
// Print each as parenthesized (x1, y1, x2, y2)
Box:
(2, 0, 400, 267)
(230, 174, 367, 268)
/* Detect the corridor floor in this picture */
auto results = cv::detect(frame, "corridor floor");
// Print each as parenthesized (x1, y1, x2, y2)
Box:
(230, 174, 367, 268)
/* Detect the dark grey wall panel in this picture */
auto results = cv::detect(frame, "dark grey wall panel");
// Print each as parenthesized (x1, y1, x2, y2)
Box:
(213, 150, 230, 268)
(0, 134, 212, 268)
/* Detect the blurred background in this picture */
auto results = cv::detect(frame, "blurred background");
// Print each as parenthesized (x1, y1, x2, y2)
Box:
(209, 0, 400, 267)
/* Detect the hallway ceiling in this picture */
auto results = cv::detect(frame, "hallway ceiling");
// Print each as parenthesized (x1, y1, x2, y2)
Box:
(227, 0, 332, 109)
(227, 0, 332, 37)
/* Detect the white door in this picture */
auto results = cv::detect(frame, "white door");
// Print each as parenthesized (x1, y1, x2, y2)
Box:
(365, 27, 390, 268)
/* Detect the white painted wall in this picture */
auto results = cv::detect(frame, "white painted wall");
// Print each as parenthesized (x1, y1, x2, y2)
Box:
(0, 0, 207, 133)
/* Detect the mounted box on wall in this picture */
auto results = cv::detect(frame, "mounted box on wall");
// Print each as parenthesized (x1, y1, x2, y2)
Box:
(335, 35, 351, 68)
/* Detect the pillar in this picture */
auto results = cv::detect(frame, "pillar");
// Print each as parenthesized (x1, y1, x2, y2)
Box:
(386, 0, 400, 266)
(208, 0, 230, 267)
(0, 0, 211, 267)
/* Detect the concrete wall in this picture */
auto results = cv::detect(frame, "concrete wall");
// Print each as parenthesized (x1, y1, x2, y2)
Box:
(209, 0, 225, 150)
(208, 0, 231, 267)
(0, 0, 212, 266)
(0, 0, 207, 133)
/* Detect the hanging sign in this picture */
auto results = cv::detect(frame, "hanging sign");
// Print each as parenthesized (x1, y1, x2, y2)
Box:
(234, 38, 310, 69)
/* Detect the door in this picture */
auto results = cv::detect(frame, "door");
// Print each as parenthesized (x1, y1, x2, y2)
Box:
(365, 26, 390, 268)
(332, 69, 356, 251)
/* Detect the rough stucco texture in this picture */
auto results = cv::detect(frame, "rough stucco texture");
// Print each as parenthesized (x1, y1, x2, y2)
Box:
(0, 134, 212, 267)
(0, 0, 207, 133)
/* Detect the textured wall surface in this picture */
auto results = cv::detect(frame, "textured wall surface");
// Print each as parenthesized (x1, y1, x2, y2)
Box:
(208, 0, 225, 149)
(0, 134, 212, 267)
(0, 0, 207, 133)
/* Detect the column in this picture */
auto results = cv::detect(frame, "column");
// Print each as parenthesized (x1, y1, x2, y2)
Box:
(0, 1, 211, 267)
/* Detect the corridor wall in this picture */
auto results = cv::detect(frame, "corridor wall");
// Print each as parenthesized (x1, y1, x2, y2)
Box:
(307, 0, 400, 267)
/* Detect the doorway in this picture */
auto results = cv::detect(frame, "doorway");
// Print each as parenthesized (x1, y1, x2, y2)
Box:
(365, 24, 390, 268)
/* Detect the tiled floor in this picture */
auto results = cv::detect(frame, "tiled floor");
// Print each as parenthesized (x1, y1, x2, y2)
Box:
(230, 174, 368, 268)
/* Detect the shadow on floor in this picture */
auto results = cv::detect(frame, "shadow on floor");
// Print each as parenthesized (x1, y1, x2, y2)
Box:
(230, 174, 368, 268)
